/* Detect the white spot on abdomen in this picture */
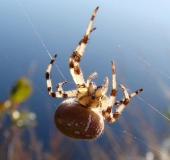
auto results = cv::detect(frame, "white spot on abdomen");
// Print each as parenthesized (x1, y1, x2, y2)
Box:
(84, 114, 92, 132)
(67, 123, 71, 126)
(75, 131, 80, 134)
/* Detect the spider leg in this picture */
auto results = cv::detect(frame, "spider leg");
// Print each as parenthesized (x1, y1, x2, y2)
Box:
(102, 61, 117, 117)
(107, 86, 143, 123)
(114, 89, 143, 105)
(129, 89, 143, 98)
(86, 72, 98, 87)
(100, 95, 108, 110)
(102, 77, 109, 94)
(69, 7, 99, 87)
(46, 55, 77, 98)
(102, 61, 143, 122)
(69, 46, 80, 84)
(106, 84, 129, 123)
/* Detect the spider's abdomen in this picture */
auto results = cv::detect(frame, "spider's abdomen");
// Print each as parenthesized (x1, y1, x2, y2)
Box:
(54, 98, 104, 139)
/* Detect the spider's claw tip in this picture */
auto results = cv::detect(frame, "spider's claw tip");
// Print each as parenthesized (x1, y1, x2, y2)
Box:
(111, 61, 115, 66)
(51, 54, 57, 61)
(139, 88, 143, 92)
(90, 27, 97, 33)
(135, 88, 143, 94)
(119, 84, 125, 89)
(62, 81, 68, 85)
(96, 6, 99, 10)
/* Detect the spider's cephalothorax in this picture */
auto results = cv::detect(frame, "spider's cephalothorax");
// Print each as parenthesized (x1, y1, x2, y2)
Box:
(45, 7, 143, 139)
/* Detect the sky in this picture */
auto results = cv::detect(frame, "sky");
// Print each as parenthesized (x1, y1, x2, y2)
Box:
(1, 0, 170, 158)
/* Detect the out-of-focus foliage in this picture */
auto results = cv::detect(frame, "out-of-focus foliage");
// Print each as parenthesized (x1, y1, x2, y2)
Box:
(0, 77, 37, 159)
(0, 77, 35, 127)
(0, 100, 11, 116)
(11, 110, 37, 128)
(9, 77, 32, 104)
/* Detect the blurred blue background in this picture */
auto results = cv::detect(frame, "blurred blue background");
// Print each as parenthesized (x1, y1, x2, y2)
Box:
(1, 0, 170, 159)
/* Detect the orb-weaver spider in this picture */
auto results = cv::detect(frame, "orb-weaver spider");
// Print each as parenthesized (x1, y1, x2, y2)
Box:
(45, 7, 143, 139)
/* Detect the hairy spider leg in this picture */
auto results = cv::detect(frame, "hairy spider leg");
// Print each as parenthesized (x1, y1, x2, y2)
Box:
(86, 72, 98, 87)
(108, 86, 143, 123)
(98, 77, 109, 111)
(69, 7, 99, 88)
(102, 61, 117, 117)
(102, 77, 109, 94)
(46, 54, 77, 98)
(102, 61, 143, 123)
(107, 84, 130, 123)
(114, 89, 143, 105)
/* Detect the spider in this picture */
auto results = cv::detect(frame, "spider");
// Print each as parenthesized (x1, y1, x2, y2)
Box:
(45, 7, 143, 139)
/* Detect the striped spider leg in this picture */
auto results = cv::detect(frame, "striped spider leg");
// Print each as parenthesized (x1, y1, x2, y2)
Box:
(45, 54, 77, 98)
(69, 7, 99, 88)
(102, 61, 143, 123)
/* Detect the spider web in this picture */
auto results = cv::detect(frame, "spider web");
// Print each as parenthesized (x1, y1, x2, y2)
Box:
(1, 1, 170, 159)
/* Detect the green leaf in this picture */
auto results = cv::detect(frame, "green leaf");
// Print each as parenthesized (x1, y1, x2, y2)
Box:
(9, 77, 32, 104)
